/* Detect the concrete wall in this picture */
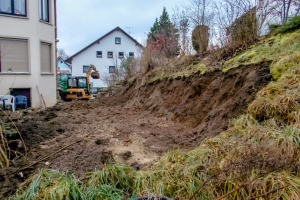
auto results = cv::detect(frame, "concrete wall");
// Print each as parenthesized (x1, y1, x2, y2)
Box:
(71, 30, 140, 87)
(0, 0, 56, 108)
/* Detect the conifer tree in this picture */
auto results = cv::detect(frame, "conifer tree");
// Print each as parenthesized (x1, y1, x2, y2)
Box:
(148, 18, 159, 41)
(147, 7, 180, 57)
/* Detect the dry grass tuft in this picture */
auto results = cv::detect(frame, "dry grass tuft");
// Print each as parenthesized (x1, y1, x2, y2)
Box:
(82, 163, 135, 192)
(248, 66, 300, 123)
(0, 109, 27, 169)
(11, 169, 84, 200)
(0, 125, 9, 168)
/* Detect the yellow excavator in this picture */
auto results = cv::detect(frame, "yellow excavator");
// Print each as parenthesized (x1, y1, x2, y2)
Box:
(58, 64, 100, 100)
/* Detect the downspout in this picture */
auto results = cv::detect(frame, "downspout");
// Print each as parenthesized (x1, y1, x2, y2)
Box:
(54, 0, 59, 100)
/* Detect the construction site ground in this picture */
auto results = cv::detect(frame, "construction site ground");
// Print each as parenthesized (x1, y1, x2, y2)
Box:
(0, 62, 271, 197)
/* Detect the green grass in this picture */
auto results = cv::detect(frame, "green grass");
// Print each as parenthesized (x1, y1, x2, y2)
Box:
(223, 29, 300, 75)
(146, 56, 213, 84)
(85, 185, 124, 200)
(83, 164, 135, 192)
(11, 169, 84, 200)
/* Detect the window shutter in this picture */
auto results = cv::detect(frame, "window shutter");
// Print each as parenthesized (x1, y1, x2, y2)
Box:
(41, 42, 51, 73)
(0, 38, 29, 72)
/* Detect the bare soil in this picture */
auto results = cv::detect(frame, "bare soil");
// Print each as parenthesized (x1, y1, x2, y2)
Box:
(0, 62, 271, 198)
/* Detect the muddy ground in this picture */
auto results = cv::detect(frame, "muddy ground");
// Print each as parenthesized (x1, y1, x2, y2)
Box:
(0, 62, 271, 197)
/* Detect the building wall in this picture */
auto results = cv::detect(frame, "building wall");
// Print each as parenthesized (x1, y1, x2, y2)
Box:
(71, 30, 140, 87)
(57, 57, 71, 73)
(0, 0, 56, 108)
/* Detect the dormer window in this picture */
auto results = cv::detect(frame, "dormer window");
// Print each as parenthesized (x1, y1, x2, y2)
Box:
(0, 0, 27, 17)
(115, 37, 121, 44)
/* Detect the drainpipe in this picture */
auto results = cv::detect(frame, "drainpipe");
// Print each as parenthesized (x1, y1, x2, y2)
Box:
(54, 0, 59, 100)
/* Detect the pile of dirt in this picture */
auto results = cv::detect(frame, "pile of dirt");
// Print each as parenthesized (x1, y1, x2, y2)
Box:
(0, 61, 271, 198)
(120, 61, 271, 139)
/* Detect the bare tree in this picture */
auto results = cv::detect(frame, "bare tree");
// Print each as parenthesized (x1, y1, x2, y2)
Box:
(272, 0, 300, 23)
(181, 0, 214, 26)
(172, 6, 191, 55)
(101, 52, 127, 87)
(180, 0, 215, 54)
(213, 0, 259, 47)
(254, 0, 300, 34)
(58, 48, 69, 60)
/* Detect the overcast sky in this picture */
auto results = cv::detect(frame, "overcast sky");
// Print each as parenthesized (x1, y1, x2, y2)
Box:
(57, 0, 180, 56)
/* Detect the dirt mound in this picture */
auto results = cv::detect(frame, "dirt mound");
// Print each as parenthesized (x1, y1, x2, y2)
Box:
(121, 61, 271, 139)
(1, 61, 271, 198)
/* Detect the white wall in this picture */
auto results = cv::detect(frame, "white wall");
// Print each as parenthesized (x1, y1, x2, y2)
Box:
(58, 57, 71, 73)
(0, 0, 56, 108)
(71, 30, 140, 87)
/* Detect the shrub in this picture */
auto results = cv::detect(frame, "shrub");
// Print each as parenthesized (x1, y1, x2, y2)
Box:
(271, 16, 300, 34)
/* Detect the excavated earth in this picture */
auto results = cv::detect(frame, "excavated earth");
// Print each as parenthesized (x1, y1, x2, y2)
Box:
(0, 62, 271, 197)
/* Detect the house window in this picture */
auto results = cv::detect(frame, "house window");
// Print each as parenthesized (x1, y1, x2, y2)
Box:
(83, 65, 89, 73)
(107, 51, 113, 58)
(118, 52, 124, 59)
(129, 52, 134, 58)
(109, 66, 115, 73)
(115, 37, 121, 44)
(0, 37, 29, 73)
(40, 42, 52, 73)
(0, 0, 27, 16)
(39, 0, 49, 22)
(96, 51, 102, 58)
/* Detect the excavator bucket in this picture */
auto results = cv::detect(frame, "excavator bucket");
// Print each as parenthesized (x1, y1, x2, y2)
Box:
(91, 71, 100, 79)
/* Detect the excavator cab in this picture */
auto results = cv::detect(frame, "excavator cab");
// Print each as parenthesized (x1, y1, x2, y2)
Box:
(67, 77, 88, 89)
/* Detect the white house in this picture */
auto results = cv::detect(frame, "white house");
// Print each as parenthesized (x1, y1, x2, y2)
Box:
(57, 56, 71, 74)
(66, 27, 143, 88)
(0, 0, 57, 108)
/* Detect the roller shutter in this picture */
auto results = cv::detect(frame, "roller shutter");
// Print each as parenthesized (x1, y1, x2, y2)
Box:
(0, 38, 29, 72)
(41, 42, 52, 73)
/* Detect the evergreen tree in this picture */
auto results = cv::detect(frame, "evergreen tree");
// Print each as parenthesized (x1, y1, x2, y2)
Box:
(148, 18, 159, 41)
(159, 7, 173, 34)
(147, 7, 180, 57)
(147, 7, 178, 41)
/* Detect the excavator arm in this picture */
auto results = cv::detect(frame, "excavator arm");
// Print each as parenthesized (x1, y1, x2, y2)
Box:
(87, 64, 100, 79)
(86, 64, 100, 93)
